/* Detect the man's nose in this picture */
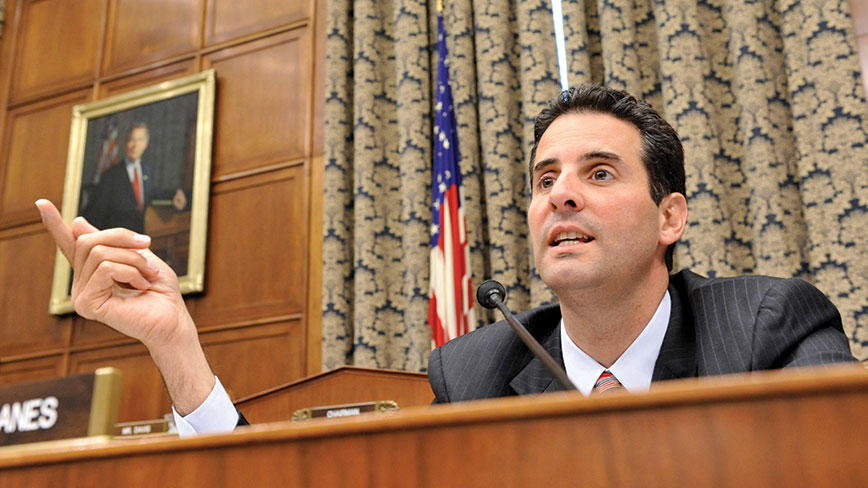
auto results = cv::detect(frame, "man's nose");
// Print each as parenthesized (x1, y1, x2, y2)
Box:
(549, 173, 584, 210)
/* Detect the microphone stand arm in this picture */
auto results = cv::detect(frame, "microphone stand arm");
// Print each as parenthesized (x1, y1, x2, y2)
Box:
(492, 298, 577, 391)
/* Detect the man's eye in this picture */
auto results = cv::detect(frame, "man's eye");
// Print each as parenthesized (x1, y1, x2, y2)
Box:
(592, 169, 612, 181)
(539, 176, 555, 189)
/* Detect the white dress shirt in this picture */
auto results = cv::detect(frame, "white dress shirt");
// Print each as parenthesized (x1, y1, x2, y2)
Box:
(171, 376, 239, 436)
(560, 291, 671, 395)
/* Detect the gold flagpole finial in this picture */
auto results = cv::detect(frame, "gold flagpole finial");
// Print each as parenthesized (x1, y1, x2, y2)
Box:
(437, 0, 444, 13)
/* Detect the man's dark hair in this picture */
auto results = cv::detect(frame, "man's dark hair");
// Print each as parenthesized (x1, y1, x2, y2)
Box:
(128, 121, 150, 139)
(528, 84, 686, 270)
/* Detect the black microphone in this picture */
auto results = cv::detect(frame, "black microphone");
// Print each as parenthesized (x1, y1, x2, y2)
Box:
(476, 280, 576, 391)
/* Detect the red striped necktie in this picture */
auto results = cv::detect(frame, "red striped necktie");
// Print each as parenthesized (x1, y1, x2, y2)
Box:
(592, 370, 625, 394)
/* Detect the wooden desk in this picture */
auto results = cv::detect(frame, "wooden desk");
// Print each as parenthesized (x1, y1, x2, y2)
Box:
(234, 366, 433, 423)
(0, 365, 865, 487)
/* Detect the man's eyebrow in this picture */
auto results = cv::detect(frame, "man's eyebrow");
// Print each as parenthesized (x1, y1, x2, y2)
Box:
(531, 151, 624, 176)
(531, 158, 557, 176)
(582, 151, 622, 163)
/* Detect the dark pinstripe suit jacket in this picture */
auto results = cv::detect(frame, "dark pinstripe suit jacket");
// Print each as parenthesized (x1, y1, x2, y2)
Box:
(427, 269, 855, 403)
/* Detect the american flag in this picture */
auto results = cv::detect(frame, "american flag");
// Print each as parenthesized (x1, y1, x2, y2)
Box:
(428, 12, 476, 347)
(94, 119, 120, 184)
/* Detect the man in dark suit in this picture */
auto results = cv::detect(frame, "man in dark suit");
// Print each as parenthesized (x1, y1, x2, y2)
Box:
(34, 84, 855, 436)
(428, 84, 855, 402)
(81, 122, 187, 234)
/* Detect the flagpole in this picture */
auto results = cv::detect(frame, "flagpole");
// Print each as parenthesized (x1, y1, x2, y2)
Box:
(551, 0, 569, 90)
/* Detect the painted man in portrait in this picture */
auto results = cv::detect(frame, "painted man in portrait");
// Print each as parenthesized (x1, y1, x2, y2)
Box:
(81, 121, 187, 235)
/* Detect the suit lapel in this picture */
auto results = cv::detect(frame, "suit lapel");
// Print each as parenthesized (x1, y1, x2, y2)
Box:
(652, 274, 697, 381)
(116, 162, 139, 209)
(509, 316, 566, 395)
(505, 275, 698, 393)
(142, 162, 152, 202)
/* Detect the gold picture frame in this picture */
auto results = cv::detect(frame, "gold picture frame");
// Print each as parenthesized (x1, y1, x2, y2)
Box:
(49, 70, 216, 315)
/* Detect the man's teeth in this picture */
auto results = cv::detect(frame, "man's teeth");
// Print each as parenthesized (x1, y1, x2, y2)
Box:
(552, 231, 593, 245)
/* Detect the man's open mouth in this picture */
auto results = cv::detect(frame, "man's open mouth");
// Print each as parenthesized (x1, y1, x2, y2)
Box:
(550, 231, 594, 246)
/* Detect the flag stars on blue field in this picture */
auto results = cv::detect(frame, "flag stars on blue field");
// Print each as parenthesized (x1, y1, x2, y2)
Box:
(439, 130, 451, 150)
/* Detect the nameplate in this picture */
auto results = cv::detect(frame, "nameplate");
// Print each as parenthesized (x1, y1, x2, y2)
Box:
(0, 368, 121, 447)
(114, 418, 171, 438)
(291, 401, 399, 421)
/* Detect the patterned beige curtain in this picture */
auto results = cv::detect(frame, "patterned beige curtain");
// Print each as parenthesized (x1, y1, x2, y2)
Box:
(323, 0, 868, 371)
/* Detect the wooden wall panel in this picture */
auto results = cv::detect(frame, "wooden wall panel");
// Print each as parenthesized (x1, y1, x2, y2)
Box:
(201, 319, 304, 401)
(0, 0, 325, 422)
(205, 0, 308, 46)
(190, 166, 306, 327)
(304, 0, 327, 373)
(70, 318, 129, 348)
(0, 1, 17, 123)
(0, 356, 63, 386)
(0, 228, 68, 356)
(9, 0, 103, 103)
(205, 30, 310, 177)
(0, 90, 89, 227)
(102, 0, 202, 76)
(99, 60, 199, 98)
(69, 344, 170, 422)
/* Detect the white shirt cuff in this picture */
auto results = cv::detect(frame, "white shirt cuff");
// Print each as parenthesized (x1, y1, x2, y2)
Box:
(171, 376, 239, 437)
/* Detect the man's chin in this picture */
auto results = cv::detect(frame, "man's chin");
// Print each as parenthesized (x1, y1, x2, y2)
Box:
(539, 268, 603, 294)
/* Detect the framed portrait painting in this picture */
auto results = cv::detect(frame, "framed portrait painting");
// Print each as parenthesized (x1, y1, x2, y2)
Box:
(49, 70, 216, 314)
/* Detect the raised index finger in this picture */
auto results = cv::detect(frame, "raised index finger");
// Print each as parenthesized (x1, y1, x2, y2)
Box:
(35, 199, 75, 263)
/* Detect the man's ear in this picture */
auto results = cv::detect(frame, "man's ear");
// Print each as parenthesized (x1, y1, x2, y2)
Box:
(658, 192, 687, 246)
